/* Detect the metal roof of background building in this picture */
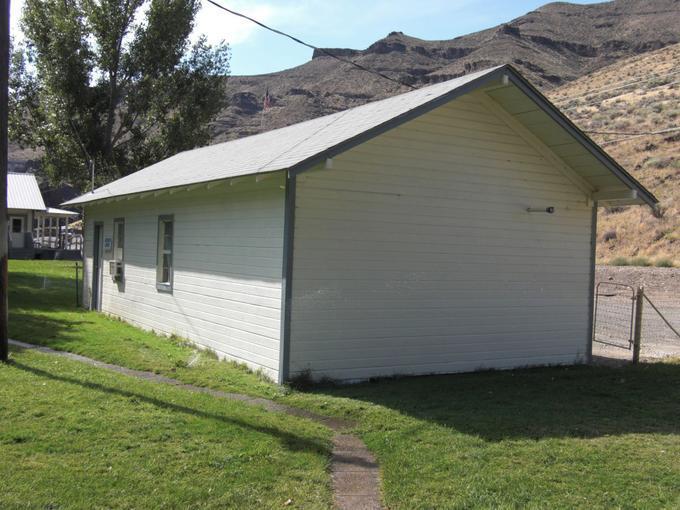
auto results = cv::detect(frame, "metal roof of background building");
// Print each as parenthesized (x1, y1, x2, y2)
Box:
(8, 172, 47, 210)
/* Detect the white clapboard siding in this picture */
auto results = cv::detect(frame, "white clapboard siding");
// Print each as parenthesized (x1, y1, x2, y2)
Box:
(290, 95, 593, 380)
(82, 174, 286, 380)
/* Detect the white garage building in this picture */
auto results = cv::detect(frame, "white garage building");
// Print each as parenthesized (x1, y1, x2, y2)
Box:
(65, 65, 656, 383)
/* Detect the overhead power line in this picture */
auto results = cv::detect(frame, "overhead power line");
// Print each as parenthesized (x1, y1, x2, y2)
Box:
(586, 126, 680, 136)
(207, 0, 680, 146)
(597, 126, 680, 146)
(205, 0, 417, 91)
(559, 80, 680, 115)
(552, 68, 680, 106)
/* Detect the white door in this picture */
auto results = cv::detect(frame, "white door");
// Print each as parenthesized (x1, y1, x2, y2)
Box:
(9, 216, 25, 248)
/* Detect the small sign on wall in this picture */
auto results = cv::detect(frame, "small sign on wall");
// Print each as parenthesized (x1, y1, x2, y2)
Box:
(104, 237, 113, 252)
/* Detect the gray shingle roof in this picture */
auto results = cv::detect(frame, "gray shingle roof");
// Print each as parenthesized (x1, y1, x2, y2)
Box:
(64, 66, 504, 205)
(64, 64, 656, 208)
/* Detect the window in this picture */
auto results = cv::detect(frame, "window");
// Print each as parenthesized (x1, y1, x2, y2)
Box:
(11, 217, 23, 233)
(113, 219, 125, 261)
(156, 216, 173, 291)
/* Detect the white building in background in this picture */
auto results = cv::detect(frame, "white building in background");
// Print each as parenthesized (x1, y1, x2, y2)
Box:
(7, 172, 79, 258)
(64, 65, 657, 383)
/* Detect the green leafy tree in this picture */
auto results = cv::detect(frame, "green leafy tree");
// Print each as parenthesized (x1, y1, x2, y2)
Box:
(10, 0, 230, 190)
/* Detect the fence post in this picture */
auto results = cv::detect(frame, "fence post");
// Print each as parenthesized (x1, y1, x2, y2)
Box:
(75, 262, 80, 307)
(632, 286, 644, 364)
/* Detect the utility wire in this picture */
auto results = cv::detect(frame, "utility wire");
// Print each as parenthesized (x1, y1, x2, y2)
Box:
(205, 0, 417, 91)
(586, 126, 680, 136)
(206, 0, 680, 142)
(558, 80, 680, 114)
(207, 0, 680, 103)
(598, 126, 680, 145)
(552, 69, 680, 105)
(557, 85, 680, 119)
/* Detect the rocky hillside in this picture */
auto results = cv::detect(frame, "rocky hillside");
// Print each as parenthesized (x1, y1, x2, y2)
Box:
(548, 43, 679, 265)
(212, 0, 680, 141)
(8, 0, 679, 265)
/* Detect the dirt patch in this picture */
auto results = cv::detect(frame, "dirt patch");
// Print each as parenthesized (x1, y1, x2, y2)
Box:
(596, 265, 680, 295)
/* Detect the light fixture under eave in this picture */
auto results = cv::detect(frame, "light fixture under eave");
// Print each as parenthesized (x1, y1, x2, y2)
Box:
(325, 158, 333, 169)
(527, 206, 555, 214)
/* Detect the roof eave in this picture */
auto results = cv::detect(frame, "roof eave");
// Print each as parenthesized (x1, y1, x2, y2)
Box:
(62, 170, 285, 207)
(502, 66, 659, 209)
(64, 64, 658, 210)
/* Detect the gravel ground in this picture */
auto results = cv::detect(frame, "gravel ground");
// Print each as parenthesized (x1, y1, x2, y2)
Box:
(596, 265, 680, 295)
(593, 265, 680, 362)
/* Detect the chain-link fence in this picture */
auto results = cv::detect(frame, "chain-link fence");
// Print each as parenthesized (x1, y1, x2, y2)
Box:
(593, 283, 680, 361)
(15, 262, 83, 309)
(593, 282, 635, 350)
(639, 290, 680, 359)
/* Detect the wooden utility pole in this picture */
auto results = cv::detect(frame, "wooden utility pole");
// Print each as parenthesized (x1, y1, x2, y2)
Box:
(0, 0, 9, 361)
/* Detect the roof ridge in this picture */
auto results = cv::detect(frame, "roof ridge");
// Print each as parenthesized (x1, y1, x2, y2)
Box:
(176, 66, 506, 158)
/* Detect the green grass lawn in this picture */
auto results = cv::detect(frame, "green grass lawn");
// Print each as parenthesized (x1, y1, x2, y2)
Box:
(7, 260, 680, 508)
(0, 348, 331, 509)
(289, 366, 680, 509)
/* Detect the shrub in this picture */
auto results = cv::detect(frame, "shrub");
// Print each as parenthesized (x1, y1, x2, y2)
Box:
(602, 229, 617, 242)
(649, 77, 671, 87)
(287, 369, 315, 390)
(652, 206, 666, 219)
(653, 229, 668, 241)
(645, 157, 673, 169)
(655, 258, 675, 268)
(605, 206, 627, 214)
(630, 257, 652, 267)
(610, 257, 630, 266)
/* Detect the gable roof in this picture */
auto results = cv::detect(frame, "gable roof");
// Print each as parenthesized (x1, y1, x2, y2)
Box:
(64, 65, 657, 208)
(8, 172, 46, 210)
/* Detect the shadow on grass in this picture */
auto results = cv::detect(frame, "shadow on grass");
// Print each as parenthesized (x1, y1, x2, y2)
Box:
(12, 361, 330, 457)
(12, 266, 680, 443)
(8, 310, 94, 350)
(312, 363, 680, 441)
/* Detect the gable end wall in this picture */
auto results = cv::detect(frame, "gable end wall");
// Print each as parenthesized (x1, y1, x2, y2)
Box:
(289, 94, 593, 380)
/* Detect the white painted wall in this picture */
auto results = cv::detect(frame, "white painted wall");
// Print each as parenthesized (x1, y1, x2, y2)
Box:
(290, 94, 593, 380)
(82, 173, 285, 380)
(7, 208, 34, 249)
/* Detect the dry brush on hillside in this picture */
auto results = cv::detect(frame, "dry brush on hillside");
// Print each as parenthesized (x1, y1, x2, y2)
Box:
(549, 44, 680, 266)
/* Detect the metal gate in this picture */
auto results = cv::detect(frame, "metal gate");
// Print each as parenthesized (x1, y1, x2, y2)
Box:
(593, 282, 635, 350)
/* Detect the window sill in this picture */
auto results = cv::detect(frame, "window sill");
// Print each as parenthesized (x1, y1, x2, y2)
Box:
(156, 283, 173, 293)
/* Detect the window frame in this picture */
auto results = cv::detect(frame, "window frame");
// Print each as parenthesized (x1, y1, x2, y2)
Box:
(156, 215, 174, 293)
(113, 218, 125, 262)
(112, 217, 126, 284)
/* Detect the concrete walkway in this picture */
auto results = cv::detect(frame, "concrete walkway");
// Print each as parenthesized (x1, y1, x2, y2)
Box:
(9, 339, 382, 510)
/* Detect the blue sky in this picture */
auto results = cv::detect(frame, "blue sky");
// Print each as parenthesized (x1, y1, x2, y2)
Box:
(11, 0, 603, 76)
